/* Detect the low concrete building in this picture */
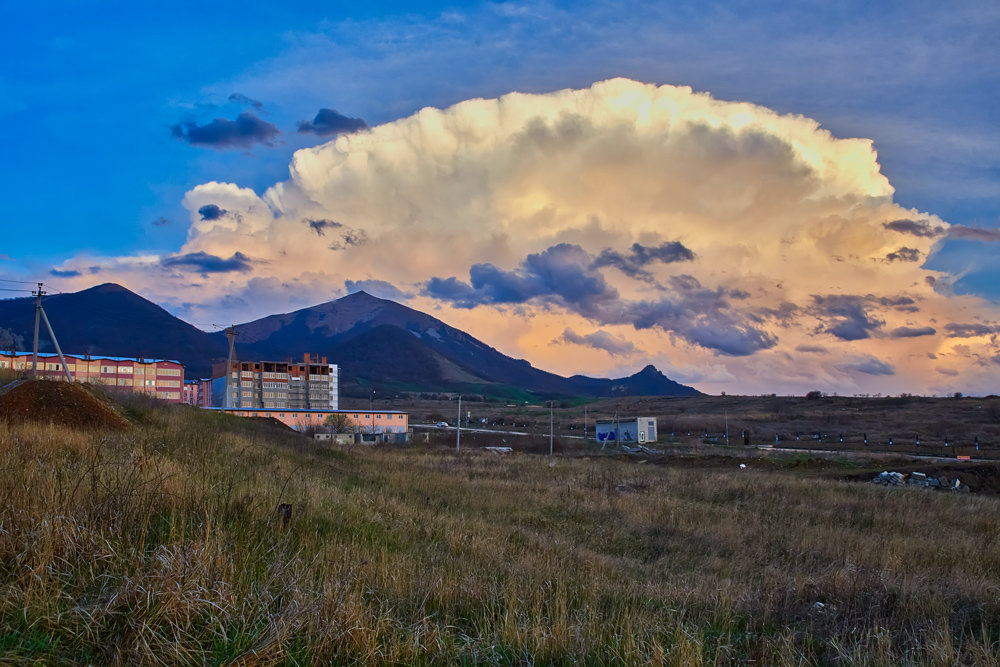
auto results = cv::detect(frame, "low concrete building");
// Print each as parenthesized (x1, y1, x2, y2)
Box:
(595, 416, 658, 445)
(213, 407, 409, 440)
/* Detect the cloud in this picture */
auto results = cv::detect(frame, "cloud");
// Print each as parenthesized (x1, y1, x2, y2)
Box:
(297, 108, 368, 136)
(884, 247, 920, 262)
(946, 225, 1000, 242)
(171, 112, 279, 149)
(54, 79, 1000, 394)
(305, 218, 342, 236)
(558, 328, 636, 357)
(50, 268, 81, 278)
(228, 93, 263, 109)
(426, 243, 618, 313)
(328, 228, 368, 250)
(810, 295, 883, 341)
(427, 243, 775, 356)
(837, 355, 896, 376)
(344, 279, 407, 300)
(883, 219, 945, 238)
(161, 251, 254, 273)
(945, 322, 1000, 338)
(593, 241, 694, 280)
(198, 204, 227, 220)
(889, 325, 936, 338)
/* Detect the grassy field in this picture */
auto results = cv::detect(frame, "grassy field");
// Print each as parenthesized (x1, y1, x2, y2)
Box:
(2, 385, 1000, 664)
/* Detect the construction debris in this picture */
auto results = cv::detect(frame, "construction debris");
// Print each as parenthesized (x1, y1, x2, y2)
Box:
(872, 470, 970, 492)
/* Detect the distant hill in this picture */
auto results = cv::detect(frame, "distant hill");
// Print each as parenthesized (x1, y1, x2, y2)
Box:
(0, 283, 225, 377)
(0, 283, 701, 398)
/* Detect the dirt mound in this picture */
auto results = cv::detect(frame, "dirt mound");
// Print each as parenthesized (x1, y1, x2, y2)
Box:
(0, 380, 132, 431)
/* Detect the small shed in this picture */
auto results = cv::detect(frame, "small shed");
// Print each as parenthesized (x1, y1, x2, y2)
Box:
(595, 416, 657, 444)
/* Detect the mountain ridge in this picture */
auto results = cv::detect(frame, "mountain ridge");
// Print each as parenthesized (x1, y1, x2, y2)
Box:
(0, 283, 701, 398)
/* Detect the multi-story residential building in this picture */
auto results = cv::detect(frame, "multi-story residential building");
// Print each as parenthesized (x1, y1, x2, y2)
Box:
(0, 351, 184, 402)
(219, 353, 339, 411)
(182, 378, 213, 407)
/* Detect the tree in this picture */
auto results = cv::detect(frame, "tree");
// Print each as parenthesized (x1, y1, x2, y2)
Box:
(0, 327, 23, 355)
(805, 390, 822, 400)
(323, 412, 353, 433)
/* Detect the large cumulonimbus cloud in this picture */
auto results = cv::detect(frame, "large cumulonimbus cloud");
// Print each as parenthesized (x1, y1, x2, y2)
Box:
(53, 78, 1000, 394)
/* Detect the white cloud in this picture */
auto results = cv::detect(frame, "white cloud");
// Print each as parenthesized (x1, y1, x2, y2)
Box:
(52, 79, 1000, 394)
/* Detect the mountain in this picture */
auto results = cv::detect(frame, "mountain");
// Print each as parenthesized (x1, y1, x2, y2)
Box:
(230, 290, 700, 398)
(0, 284, 700, 398)
(0, 283, 225, 377)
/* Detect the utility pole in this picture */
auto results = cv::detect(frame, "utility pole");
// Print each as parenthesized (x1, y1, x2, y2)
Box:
(224, 326, 237, 410)
(584, 405, 588, 441)
(616, 404, 621, 451)
(549, 400, 554, 456)
(39, 303, 73, 382)
(32, 283, 43, 379)
(456, 394, 462, 453)
(27, 283, 73, 383)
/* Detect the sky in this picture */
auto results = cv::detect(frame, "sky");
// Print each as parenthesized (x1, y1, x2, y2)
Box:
(2, 0, 999, 396)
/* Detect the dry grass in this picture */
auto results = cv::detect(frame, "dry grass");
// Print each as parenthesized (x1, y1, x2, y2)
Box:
(1, 394, 999, 664)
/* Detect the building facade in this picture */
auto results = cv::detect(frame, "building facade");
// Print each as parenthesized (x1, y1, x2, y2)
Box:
(0, 351, 184, 402)
(182, 378, 213, 407)
(220, 353, 339, 411)
(218, 407, 408, 436)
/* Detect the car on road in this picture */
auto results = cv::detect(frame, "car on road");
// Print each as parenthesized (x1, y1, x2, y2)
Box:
(436, 421, 449, 427)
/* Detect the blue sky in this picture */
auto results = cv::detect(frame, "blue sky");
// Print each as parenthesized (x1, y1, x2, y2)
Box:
(2, 1, 999, 394)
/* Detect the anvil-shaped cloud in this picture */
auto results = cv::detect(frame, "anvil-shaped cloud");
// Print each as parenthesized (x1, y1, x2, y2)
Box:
(53, 79, 1000, 395)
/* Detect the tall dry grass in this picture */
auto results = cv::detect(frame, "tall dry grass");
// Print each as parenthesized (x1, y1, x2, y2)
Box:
(1, 395, 999, 664)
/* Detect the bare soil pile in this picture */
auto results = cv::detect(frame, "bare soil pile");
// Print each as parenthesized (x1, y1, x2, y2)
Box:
(0, 380, 132, 430)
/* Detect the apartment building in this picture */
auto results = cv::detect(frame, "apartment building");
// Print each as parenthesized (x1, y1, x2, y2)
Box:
(182, 378, 213, 408)
(221, 353, 339, 411)
(0, 351, 184, 402)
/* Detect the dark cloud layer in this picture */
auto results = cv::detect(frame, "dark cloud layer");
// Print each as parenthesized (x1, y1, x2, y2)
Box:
(297, 109, 369, 136)
(305, 218, 343, 236)
(426, 242, 776, 356)
(883, 219, 945, 238)
(838, 356, 896, 376)
(889, 325, 936, 338)
(50, 268, 81, 278)
(946, 225, 1000, 242)
(161, 251, 253, 273)
(885, 247, 921, 262)
(198, 204, 227, 220)
(329, 229, 368, 250)
(228, 93, 263, 109)
(593, 241, 694, 280)
(810, 294, 884, 341)
(945, 322, 1000, 338)
(559, 328, 636, 357)
(172, 112, 279, 149)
